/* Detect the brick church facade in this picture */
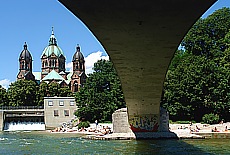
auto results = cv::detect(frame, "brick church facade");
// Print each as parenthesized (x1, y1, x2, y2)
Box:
(17, 28, 87, 92)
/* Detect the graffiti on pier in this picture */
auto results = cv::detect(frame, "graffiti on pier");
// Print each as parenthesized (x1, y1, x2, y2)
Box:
(129, 114, 159, 132)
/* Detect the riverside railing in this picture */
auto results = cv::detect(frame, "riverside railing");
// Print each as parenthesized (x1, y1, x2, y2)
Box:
(0, 106, 44, 110)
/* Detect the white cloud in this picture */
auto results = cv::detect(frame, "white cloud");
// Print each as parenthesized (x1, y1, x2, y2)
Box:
(0, 79, 12, 89)
(65, 51, 109, 74)
(65, 62, 73, 72)
(85, 51, 109, 74)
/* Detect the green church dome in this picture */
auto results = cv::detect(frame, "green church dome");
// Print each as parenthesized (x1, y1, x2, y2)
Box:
(41, 28, 64, 58)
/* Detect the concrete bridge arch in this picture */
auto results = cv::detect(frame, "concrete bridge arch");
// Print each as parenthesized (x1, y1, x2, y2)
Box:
(59, 0, 217, 136)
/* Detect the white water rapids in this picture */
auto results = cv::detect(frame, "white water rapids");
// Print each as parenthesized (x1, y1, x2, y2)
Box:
(4, 122, 45, 131)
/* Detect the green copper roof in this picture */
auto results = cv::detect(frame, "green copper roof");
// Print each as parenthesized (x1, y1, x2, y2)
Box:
(41, 45, 64, 58)
(33, 72, 41, 80)
(42, 70, 65, 81)
(41, 28, 64, 58)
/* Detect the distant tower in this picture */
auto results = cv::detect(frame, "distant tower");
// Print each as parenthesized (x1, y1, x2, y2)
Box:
(40, 27, 66, 79)
(17, 42, 35, 80)
(70, 45, 87, 92)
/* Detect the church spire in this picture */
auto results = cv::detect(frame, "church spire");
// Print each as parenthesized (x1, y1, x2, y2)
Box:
(52, 26, 54, 35)
(24, 42, 27, 50)
(49, 27, 57, 46)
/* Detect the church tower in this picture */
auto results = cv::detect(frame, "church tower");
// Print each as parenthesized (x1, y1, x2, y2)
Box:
(17, 42, 35, 80)
(40, 27, 66, 79)
(70, 45, 87, 92)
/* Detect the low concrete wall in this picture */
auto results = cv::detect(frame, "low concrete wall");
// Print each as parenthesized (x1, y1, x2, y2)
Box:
(0, 111, 4, 131)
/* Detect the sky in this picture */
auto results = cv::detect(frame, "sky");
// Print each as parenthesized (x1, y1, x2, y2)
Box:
(0, 0, 229, 89)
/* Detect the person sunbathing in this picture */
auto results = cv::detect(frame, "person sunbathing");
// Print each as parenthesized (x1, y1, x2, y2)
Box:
(212, 127, 219, 132)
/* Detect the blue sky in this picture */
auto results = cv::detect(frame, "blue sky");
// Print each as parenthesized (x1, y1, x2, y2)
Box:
(0, 0, 229, 89)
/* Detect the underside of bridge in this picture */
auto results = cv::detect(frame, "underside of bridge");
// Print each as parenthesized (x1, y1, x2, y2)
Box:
(59, 0, 217, 134)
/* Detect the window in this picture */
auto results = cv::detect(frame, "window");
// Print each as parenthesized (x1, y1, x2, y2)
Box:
(54, 110, 59, 116)
(59, 101, 64, 106)
(48, 101, 53, 106)
(22, 62, 25, 69)
(70, 101, 75, 106)
(64, 110, 69, 116)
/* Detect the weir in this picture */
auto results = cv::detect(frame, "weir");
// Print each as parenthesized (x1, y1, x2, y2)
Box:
(0, 106, 45, 131)
(4, 122, 45, 131)
(0, 98, 77, 131)
(4, 115, 45, 131)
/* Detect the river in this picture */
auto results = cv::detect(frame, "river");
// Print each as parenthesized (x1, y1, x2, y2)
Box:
(0, 131, 229, 154)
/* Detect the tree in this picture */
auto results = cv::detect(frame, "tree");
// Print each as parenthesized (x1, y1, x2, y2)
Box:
(36, 81, 49, 106)
(47, 82, 60, 97)
(0, 85, 8, 106)
(59, 86, 73, 97)
(75, 59, 126, 122)
(161, 8, 230, 122)
(7, 80, 37, 106)
(36, 82, 73, 106)
(181, 7, 230, 57)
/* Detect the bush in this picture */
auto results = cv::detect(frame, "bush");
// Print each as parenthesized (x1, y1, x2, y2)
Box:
(176, 121, 192, 124)
(77, 121, 90, 129)
(103, 121, 112, 123)
(202, 113, 219, 124)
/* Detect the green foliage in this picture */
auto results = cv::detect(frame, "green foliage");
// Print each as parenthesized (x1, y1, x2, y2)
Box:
(0, 85, 8, 106)
(161, 8, 230, 122)
(59, 86, 73, 97)
(77, 121, 90, 129)
(175, 121, 195, 124)
(3, 80, 73, 107)
(36, 82, 73, 106)
(47, 82, 60, 97)
(7, 80, 38, 106)
(36, 82, 49, 106)
(75, 59, 126, 122)
(202, 113, 220, 124)
(181, 7, 230, 56)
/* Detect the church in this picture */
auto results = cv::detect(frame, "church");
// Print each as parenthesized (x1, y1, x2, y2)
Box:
(17, 28, 87, 92)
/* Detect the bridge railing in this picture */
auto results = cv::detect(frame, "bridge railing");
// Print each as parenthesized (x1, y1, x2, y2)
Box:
(0, 106, 44, 110)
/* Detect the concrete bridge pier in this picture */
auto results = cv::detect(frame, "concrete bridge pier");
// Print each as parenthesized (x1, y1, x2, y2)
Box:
(112, 107, 177, 139)
(59, 0, 217, 139)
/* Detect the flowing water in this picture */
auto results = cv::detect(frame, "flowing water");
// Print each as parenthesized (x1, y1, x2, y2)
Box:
(3, 122, 45, 131)
(0, 131, 229, 155)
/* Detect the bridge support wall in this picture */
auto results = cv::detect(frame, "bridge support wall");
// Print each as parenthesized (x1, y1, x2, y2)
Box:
(112, 108, 177, 139)
(0, 111, 4, 131)
(112, 108, 132, 133)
